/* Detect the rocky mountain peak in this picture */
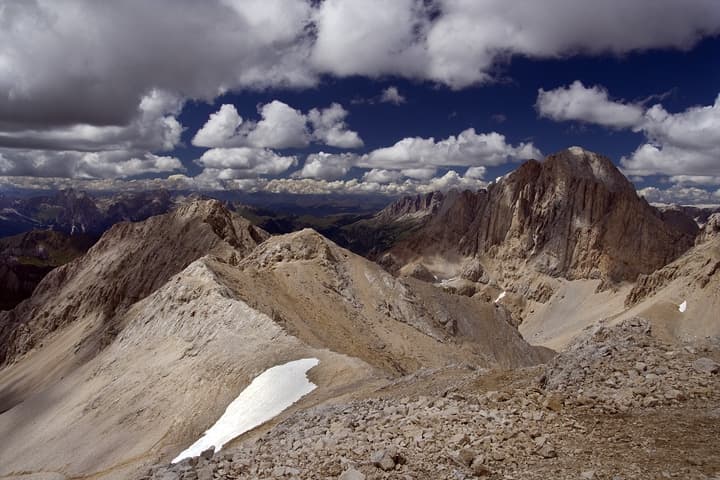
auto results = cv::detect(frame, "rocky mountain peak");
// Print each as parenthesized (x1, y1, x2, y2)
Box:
(384, 147, 696, 287)
(539, 147, 632, 194)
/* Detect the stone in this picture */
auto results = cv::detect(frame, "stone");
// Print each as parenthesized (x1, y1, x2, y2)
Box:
(471, 458, 492, 477)
(196, 466, 213, 480)
(491, 450, 506, 462)
(458, 448, 475, 466)
(537, 444, 557, 459)
(580, 470, 596, 479)
(450, 432, 469, 446)
(199, 447, 214, 461)
(543, 394, 563, 412)
(693, 357, 719, 374)
(371, 449, 396, 471)
(338, 468, 366, 480)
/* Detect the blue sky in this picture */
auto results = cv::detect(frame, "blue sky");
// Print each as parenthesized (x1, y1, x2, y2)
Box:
(177, 35, 720, 178)
(0, 0, 719, 204)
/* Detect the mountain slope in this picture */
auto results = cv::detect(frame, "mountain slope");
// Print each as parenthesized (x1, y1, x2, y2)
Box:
(212, 228, 549, 373)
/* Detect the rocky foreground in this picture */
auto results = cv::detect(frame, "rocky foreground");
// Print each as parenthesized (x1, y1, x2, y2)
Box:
(147, 319, 720, 480)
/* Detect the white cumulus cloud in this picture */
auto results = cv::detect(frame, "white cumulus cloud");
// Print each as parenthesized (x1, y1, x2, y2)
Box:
(638, 185, 720, 205)
(622, 95, 720, 176)
(537, 83, 720, 180)
(193, 101, 362, 149)
(0, 149, 183, 179)
(464, 166, 487, 179)
(536, 81, 644, 128)
(358, 129, 540, 169)
(308, 103, 364, 148)
(196, 147, 297, 179)
(192, 104, 244, 148)
(295, 152, 355, 180)
(2, 0, 719, 181)
(380, 86, 407, 105)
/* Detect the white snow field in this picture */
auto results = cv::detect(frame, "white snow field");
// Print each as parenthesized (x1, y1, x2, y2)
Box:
(679, 300, 687, 313)
(172, 358, 319, 463)
(494, 291, 506, 303)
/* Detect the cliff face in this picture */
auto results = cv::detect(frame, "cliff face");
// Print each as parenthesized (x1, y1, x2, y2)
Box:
(374, 191, 445, 222)
(626, 213, 720, 307)
(386, 147, 696, 285)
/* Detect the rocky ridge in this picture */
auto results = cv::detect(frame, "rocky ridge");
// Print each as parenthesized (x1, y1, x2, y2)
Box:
(0, 199, 268, 366)
(210, 228, 551, 373)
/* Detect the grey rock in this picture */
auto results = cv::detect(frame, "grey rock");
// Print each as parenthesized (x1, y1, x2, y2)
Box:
(338, 468, 366, 480)
(200, 447, 215, 460)
(458, 448, 475, 466)
(196, 466, 213, 480)
(693, 357, 719, 374)
(371, 448, 397, 471)
(537, 444, 557, 459)
(471, 458, 492, 477)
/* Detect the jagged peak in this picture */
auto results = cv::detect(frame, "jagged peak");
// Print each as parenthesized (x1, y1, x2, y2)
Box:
(566, 145, 592, 156)
(498, 146, 635, 193)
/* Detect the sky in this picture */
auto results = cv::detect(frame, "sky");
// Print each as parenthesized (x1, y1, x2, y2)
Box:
(0, 0, 719, 204)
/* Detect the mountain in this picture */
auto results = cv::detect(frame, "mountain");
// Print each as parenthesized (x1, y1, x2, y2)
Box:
(0, 189, 177, 238)
(330, 192, 445, 257)
(0, 188, 103, 236)
(0, 200, 268, 367)
(0, 190, 183, 310)
(0, 200, 549, 479)
(382, 148, 695, 289)
(654, 204, 720, 228)
(0, 230, 94, 310)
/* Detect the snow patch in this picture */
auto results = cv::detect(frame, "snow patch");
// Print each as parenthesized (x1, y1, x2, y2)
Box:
(678, 300, 687, 313)
(172, 358, 319, 463)
(494, 291, 506, 303)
